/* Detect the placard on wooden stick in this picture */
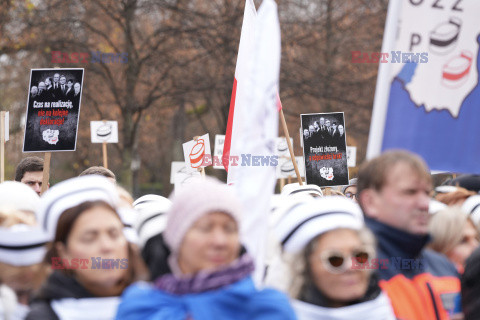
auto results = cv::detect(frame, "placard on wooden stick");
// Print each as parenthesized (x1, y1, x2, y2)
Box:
(0, 111, 8, 183)
(90, 121, 118, 169)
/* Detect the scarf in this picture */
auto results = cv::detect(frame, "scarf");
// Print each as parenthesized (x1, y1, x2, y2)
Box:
(155, 254, 255, 295)
(293, 292, 396, 320)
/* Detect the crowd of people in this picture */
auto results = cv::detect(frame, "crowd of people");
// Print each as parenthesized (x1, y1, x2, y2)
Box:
(1, 150, 480, 319)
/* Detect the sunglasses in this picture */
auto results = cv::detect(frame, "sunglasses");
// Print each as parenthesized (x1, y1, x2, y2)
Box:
(319, 249, 372, 274)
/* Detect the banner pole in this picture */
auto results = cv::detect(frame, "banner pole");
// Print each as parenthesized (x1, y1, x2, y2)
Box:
(0, 112, 5, 183)
(279, 109, 303, 185)
(41, 152, 51, 195)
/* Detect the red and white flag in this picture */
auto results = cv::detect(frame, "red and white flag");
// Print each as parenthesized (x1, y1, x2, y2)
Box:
(231, 0, 282, 285)
(222, 0, 257, 184)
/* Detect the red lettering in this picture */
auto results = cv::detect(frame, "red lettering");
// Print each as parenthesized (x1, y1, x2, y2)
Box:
(79, 259, 89, 269)
(51, 51, 63, 63)
(70, 52, 79, 63)
(51, 257, 64, 269)
(380, 52, 389, 63)
(79, 52, 89, 63)
(62, 52, 71, 63)
(371, 52, 380, 63)
(351, 51, 361, 63)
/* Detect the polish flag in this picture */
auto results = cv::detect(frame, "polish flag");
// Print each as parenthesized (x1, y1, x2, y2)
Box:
(222, 0, 257, 185)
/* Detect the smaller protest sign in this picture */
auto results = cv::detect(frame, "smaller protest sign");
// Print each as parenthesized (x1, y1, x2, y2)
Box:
(347, 146, 357, 167)
(171, 161, 201, 190)
(276, 156, 305, 179)
(301, 112, 349, 187)
(182, 133, 211, 173)
(90, 121, 119, 143)
(213, 134, 225, 169)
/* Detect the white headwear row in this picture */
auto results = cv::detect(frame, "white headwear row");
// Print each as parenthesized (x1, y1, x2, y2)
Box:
(0, 181, 48, 266)
(274, 196, 364, 253)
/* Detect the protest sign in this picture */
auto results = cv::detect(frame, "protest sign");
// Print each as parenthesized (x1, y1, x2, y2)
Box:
(347, 146, 357, 167)
(23, 68, 84, 152)
(301, 112, 348, 187)
(213, 134, 225, 169)
(90, 121, 118, 143)
(277, 156, 305, 179)
(182, 134, 211, 173)
(367, 0, 480, 174)
(171, 161, 201, 189)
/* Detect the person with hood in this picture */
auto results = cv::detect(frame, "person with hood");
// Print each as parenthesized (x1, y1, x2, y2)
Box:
(115, 178, 296, 320)
(274, 196, 396, 319)
(27, 175, 148, 320)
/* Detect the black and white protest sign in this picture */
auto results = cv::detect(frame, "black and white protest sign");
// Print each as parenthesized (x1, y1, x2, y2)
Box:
(301, 112, 348, 187)
(23, 68, 84, 152)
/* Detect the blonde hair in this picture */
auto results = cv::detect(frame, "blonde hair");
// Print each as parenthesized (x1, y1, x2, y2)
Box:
(429, 206, 471, 255)
(322, 188, 345, 197)
(0, 207, 36, 227)
(286, 227, 375, 299)
(0, 208, 49, 295)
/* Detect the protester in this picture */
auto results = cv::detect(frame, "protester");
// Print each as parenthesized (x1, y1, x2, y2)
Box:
(115, 178, 296, 320)
(116, 186, 139, 245)
(15, 156, 48, 196)
(342, 178, 358, 203)
(133, 194, 172, 280)
(357, 150, 460, 319)
(0, 182, 49, 319)
(322, 187, 345, 197)
(461, 246, 480, 320)
(429, 207, 479, 273)
(443, 174, 480, 193)
(79, 166, 116, 183)
(27, 176, 148, 320)
(274, 196, 396, 319)
(434, 186, 476, 206)
(461, 195, 480, 231)
(281, 182, 323, 198)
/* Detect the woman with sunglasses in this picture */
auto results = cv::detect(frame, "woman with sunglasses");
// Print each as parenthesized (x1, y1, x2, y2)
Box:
(275, 196, 396, 319)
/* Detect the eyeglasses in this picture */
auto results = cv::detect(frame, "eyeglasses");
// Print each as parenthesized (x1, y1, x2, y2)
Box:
(345, 192, 357, 199)
(319, 249, 372, 274)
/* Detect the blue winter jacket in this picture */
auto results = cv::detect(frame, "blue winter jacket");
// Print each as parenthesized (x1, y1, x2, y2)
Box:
(115, 276, 297, 320)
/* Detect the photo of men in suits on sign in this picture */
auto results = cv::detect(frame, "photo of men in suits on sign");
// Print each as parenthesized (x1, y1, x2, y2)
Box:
(301, 112, 348, 187)
(24, 68, 84, 152)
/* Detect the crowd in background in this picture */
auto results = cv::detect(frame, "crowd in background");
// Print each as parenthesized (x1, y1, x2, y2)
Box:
(1, 150, 480, 320)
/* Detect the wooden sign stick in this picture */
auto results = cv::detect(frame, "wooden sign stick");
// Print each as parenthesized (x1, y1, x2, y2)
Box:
(280, 109, 303, 185)
(41, 152, 51, 194)
(102, 142, 108, 169)
(0, 112, 5, 183)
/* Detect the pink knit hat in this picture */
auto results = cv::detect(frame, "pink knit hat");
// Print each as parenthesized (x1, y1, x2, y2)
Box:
(164, 177, 242, 253)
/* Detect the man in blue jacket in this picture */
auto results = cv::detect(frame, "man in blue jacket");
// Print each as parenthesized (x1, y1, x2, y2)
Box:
(357, 150, 460, 320)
